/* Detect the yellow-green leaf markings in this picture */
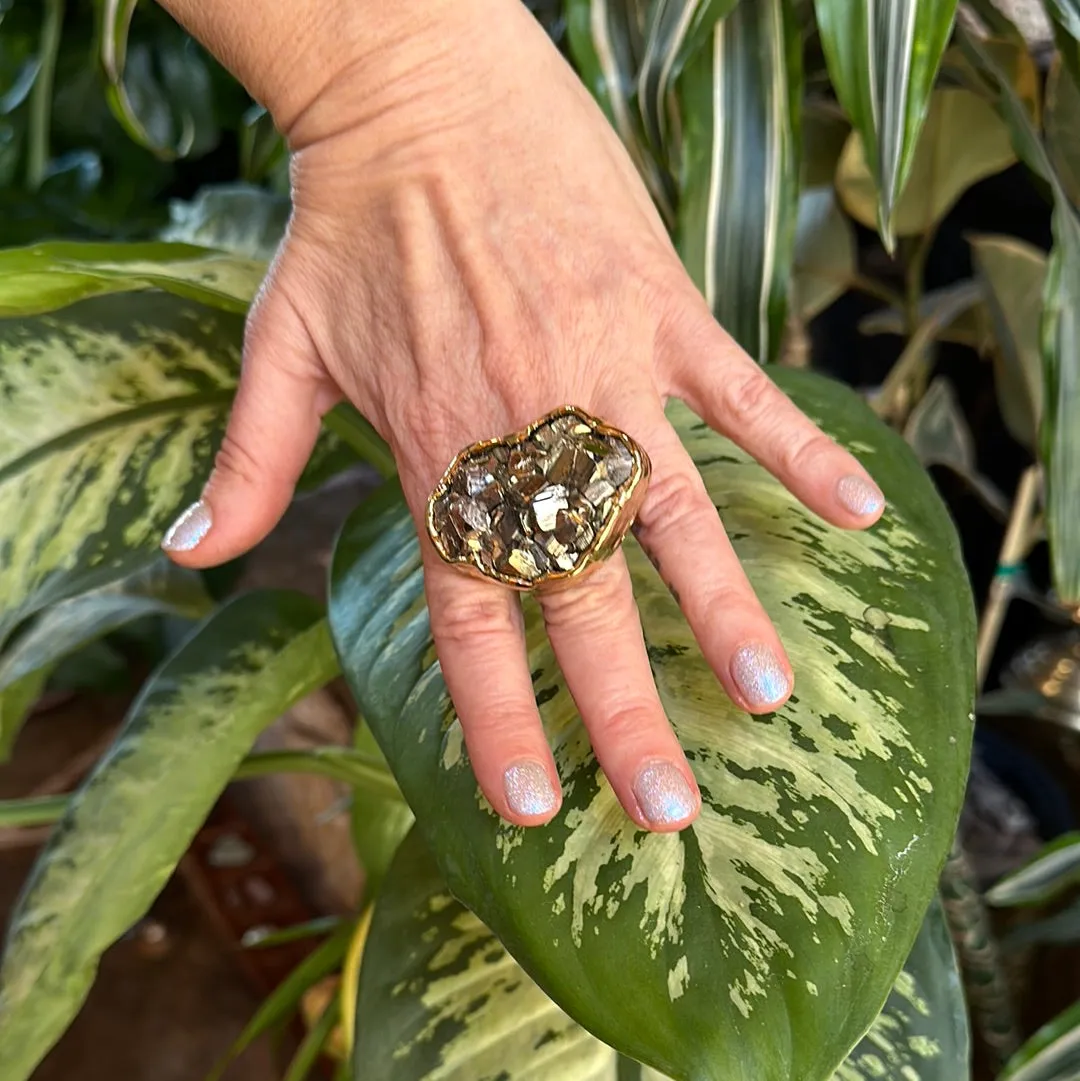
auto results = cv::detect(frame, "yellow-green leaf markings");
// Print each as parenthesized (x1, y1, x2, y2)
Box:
(676, 0, 801, 363)
(0, 291, 242, 645)
(0, 590, 339, 1081)
(330, 368, 976, 1081)
(0, 560, 212, 760)
(354, 826, 619, 1081)
(0, 241, 266, 317)
(832, 899, 969, 1080)
(814, 0, 958, 246)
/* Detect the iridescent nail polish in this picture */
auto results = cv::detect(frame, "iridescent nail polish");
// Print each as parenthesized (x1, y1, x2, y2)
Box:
(633, 761, 696, 826)
(504, 761, 559, 817)
(837, 475, 884, 517)
(732, 643, 791, 709)
(161, 501, 212, 553)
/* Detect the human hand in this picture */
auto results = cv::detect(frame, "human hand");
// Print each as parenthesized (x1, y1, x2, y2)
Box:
(160, 0, 884, 832)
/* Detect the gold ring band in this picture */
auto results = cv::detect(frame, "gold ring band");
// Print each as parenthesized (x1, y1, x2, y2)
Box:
(426, 406, 651, 591)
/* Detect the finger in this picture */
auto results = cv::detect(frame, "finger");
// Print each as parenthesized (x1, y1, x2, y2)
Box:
(539, 552, 700, 832)
(665, 312, 885, 528)
(161, 293, 340, 567)
(424, 551, 562, 825)
(632, 414, 793, 716)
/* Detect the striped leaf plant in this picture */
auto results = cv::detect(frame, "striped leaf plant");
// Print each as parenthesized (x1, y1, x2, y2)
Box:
(4, 0, 1080, 1079)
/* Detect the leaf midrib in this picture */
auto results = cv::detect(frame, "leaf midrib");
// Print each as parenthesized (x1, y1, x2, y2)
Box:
(0, 389, 235, 485)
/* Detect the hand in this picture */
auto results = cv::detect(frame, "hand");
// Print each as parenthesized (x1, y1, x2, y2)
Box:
(160, 0, 884, 832)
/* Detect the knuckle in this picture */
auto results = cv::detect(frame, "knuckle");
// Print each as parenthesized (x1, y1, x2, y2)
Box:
(432, 589, 520, 649)
(590, 703, 663, 744)
(722, 367, 780, 422)
(212, 433, 265, 491)
(540, 561, 633, 634)
(777, 430, 836, 476)
(636, 468, 710, 543)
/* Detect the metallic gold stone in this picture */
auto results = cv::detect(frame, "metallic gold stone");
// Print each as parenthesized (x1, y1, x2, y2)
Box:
(426, 405, 651, 591)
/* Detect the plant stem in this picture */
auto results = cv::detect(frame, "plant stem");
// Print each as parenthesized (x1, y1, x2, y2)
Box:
(26, 0, 65, 191)
(976, 465, 1042, 688)
(0, 794, 67, 829)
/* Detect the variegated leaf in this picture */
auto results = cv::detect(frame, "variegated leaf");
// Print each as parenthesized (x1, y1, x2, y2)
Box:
(0, 291, 240, 647)
(636, 0, 739, 164)
(0, 590, 338, 1081)
(0, 559, 212, 760)
(814, 0, 959, 246)
(1044, 0, 1080, 88)
(986, 832, 1080, 907)
(832, 899, 969, 1080)
(565, 0, 677, 224)
(999, 999, 1080, 1081)
(676, 0, 802, 362)
(329, 368, 975, 1081)
(354, 825, 618, 1080)
(0, 241, 266, 317)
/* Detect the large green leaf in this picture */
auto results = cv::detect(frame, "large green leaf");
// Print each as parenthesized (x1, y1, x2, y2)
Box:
(0, 240, 266, 316)
(1045, 56, 1080, 207)
(0, 291, 240, 647)
(969, 234, 1047, 451)
(814, 0, 958, 245)
(329, 368, 975, 1081)
(565, 0, 677, 225)
(354, 826, 619, 1080)
(0, 559, 212, 760)
(999, 999, 1080, 1081)
(832, 899, 969, 1080)
(0, 589, 338, 1081)
(676, 0, 802, 362)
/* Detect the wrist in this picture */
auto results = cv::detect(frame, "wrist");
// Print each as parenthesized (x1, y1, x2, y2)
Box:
(156, 0, 509, 147)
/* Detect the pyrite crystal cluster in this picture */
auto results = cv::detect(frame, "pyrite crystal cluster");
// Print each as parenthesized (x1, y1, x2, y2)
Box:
(427, 407, 650, 589)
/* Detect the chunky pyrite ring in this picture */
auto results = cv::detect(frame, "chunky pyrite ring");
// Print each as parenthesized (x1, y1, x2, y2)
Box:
(426, 406, 651, 591)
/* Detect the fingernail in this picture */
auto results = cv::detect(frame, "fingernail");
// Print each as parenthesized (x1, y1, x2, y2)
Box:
(731, 642, 791, 709)
(504, 761, 559, 818)
(837, 474, 884, 517)
(161, 500, 212, 553)
(633, 761, 696, 826)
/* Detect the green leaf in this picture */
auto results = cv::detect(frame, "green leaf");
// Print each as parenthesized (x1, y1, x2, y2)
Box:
(354, 826, 619, 1081)
(95, 0, 217, 160)
(159, 182, 290, 260)
(985, 832, 1080, 907)
(1003, 895, 1080, 949)
(792, 187, 857, 319)
(969, 233, 1047, 450)
(565, 0, 676, 225)
(242, 916, 344, 950)
(239, 104, 286, 184)
(831, 898, 969, 1080)
(636, 0, 738, 162)
(957, 25, 1080, 604)
(0, 559, 211, 759)
(1044, 0, 1080, 89)
(999, 998, 1080, 1080)
(350, 722, 414, 899)
(835, 88, 1016, 239)
(285, 989, 340, 1081)
(676, 0, 802, 362)
(211, 919, 355, 1081)
(234, 746, 406, 802)
(0, 589, 339, 1081)
(1045, 57, 1080, 207)
(0, 240, 266, 316)
(329, 368, 976, 1081)
(814, 0, 959, 245)
(0, 291, 240, 647)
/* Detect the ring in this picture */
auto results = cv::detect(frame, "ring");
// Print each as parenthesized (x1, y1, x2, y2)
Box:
(426, 405, 651, 591)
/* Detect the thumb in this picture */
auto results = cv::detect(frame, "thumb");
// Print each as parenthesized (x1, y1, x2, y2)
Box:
(161, 294, 339, 567)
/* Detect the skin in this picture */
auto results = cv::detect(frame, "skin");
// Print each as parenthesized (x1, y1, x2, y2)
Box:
(157, 0, 884, 832)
